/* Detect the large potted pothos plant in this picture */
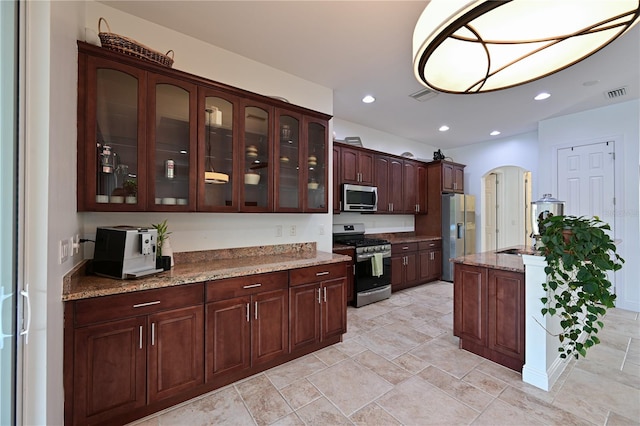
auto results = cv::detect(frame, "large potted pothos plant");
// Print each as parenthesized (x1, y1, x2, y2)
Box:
(538, 215, 624, 359)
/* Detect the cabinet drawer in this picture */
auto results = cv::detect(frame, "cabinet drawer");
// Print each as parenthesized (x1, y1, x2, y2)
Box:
(419, 240, 442, 250)
(206, 271, 288, 302)
(74, 283, 204, 327)
(289, 263, 346, 286)
(391, 242, 418, 255)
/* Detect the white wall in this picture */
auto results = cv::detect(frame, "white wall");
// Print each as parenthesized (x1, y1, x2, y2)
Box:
(538, 100, 640, 312)
(447, 131, 539, 253)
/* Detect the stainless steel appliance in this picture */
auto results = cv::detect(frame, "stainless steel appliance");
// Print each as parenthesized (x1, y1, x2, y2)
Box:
(92, 226, 163, 279)
(333, 223, 391, 307)
(530, 193, 564, 248)
(442, 194, 476, 281)
(341, 184, 378, 212)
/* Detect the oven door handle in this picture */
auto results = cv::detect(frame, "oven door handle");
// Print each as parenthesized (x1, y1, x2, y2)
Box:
(356, 251, 391, 261)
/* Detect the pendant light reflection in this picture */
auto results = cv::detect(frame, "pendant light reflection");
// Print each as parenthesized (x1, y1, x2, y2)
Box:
(412, 0, 640, 93)
(205, 107, 229, 184)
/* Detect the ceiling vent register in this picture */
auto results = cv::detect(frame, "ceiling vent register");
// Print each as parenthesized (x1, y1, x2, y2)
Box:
(605, 87, 627, 99)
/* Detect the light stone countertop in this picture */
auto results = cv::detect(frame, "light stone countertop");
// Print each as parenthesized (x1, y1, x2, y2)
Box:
(63, 242, 350, 301)
(451, 245, 538, 273)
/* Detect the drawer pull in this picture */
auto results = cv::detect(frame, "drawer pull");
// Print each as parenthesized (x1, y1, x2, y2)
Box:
(133, 300, 161, 308)
(243, 283, 262, 289)
(151, 322, 155, 346)
(402, 246, 409, 250)
(246, 303, 250, 322)
(255, 301, 258, 320)
(316, 271, 330, 276)
(139, 326, 143, 349)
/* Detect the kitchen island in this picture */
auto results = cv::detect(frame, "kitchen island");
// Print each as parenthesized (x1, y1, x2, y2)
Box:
(452, 246, 535, 372)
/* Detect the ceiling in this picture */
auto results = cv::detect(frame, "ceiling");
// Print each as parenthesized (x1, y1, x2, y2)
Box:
(100, 1, 640, 150)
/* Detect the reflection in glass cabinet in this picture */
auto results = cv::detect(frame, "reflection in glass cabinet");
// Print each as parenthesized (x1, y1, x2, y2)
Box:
(306, 120, 327, 210)
(277, 114, 300, 210)
(243, 106, 270, 209)
(95, 69, 139, 205)
(154, 84, 190, 206)
(203, 96, 233, 209)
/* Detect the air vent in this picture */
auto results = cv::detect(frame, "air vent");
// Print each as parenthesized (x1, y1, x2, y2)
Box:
(605, 86, 627, 99)
(409, 87, 438, 102)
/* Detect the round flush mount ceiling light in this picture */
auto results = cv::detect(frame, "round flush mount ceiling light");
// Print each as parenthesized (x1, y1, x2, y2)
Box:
(412, 0, 640, 94)
(534, 92, 551, 101)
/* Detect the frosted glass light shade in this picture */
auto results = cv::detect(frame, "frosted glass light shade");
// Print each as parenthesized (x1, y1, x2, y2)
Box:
(413, 0, 640, 93)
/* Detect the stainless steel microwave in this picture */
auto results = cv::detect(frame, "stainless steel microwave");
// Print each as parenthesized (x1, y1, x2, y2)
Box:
(342, 184, 378, 212)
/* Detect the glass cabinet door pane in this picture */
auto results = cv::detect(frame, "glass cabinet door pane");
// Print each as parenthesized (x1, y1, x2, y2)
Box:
(154, 83, 190, 206)
(278, 115, 300, 210)
(243, 106, 270, 209)
(307, 121, 327, 210)
(203, 97, 234, 208)
(96, 69, 139, 205)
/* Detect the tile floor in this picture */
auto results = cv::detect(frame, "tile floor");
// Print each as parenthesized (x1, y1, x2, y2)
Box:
(131, 281, 640, 426)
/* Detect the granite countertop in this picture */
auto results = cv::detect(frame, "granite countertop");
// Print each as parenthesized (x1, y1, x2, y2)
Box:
(366, 233, 441, 245)
(451, 245, 538, 273)
(63, 242, 350, 301)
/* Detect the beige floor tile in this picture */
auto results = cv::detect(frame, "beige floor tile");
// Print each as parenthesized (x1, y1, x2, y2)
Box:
(498, 386, 593, 425)
(129, 417, 159, 426)
(279, 378, 321, 410)
(414, 320, 449, 338)
(605, 410, 640, 426)
(358, 322, 431, 360)
(391, 352, 431, 374)
(410, 334, 484, 379)
(353, 350, 413, 385)
(157, 386, 255, 426)
(475, 360, 557, 403)
(268, 412, 305, 426)
(334, 338, 368, 357)
(602, 317, 640, 338)
(350, 403, 402, 426)
(294, 397, 352, 425)
(418, 365, 495, 412)
(265, 354, 328, 389)
(472, 398, 540, 426)
(576, 347, 640, 389)
(377, 376, 479, 425)
(235, 374, 292, 426)
(606, 308, 639, 321)
(314, 345, 349, 366)
(462, 369, 508, 397)
(307, 358, 393, 416)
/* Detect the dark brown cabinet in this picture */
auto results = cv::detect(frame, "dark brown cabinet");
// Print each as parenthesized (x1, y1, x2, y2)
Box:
(391, 243, 420, 291)
(453, 263, 525, 372)
(374, 155, 403, 213)
(205, 272, 288, 382)
(68, 284, 204, 425)
(442, 161, 465, 193)
(340, 145, 374, 185)
(402, 160, 417, 213)
(419, 240, 442, 282)
(77, 41, 330, 213)
(333, 144, 341, 213)
(289, 263, 347, 352)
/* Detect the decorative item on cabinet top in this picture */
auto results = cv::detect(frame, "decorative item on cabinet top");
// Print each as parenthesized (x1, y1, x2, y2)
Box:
(98, 17, 175, 68)
(204, 107, 229, 184)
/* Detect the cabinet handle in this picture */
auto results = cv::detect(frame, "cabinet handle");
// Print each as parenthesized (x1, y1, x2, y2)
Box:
(352, 264, 355, 275)
(316, 271, 330, 276)
(139, 325, 143, 349)
(133, 300, 161, 308)
(243, 283, 262, 289)
(323, 287, 327, 303)
(402, 246, 409, 250)
(317, 288, 321, 304)
(255, 301, 259, 320)
(151, 322, 155, 346)
(246, 303, 250, 322)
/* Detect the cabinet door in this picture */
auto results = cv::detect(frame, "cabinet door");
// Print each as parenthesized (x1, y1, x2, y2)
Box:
(148, 75, 198, 211)
(358, 151, 375, 185)
(198, 89, 239, 212)
(454, 165, 465, 193)
(453, 264, 487, 345)
(73, 317, 146, 424)
(374, 156, 390, 213)
(252, 289, 289, 365)
(442, 162, 455, 192)
(205, 296, 251, 381)
(82, 56, 147, 211)
(148, 305, 204, 403)
(333, 145, 341, 213)
(289, 283, 321, 352)
(275, 110, 302, 211)
(304, 117, 328, 212)
(322, 278, 347, 340)
(403, 161, 417, 213)
(240, 100, 273, 211)
(488, 269, 525, 361)
(405, 252, 419, 285)
(419, 248, 442, 282)
(416, 164, 428, 214)
(340, 147, 359, 184)
(390, 255, 405, 291)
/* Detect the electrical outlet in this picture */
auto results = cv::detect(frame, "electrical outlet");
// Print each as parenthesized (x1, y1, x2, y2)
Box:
(318, 224, 325, 235)
(59, 239, 70, 264)
(275, 225, 282, 237)
(289, 225, 296, 236)
(72, 234, 80, 254)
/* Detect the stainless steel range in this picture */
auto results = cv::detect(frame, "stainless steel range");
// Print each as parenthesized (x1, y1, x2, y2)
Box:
(333, 223, 392, 307)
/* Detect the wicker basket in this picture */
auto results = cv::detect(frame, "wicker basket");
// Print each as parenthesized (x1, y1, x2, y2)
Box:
(98, 17, 174, 68)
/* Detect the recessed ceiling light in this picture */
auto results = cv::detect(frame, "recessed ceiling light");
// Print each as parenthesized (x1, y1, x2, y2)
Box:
(362, 95, 376, 103)
(534, 92, 551, 101)
(583, 80, 600, 87)
(439, 125, 449, 132)
(490, 130, 501, 136)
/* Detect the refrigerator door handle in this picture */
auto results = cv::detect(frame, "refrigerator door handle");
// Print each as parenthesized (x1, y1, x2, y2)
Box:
(457, 223, 464, 239)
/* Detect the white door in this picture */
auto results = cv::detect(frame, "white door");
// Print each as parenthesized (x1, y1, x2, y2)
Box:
(484, 173, 497, 251)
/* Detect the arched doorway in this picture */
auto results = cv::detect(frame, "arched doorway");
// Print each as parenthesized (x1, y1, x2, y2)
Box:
(482, 166, 532, 251)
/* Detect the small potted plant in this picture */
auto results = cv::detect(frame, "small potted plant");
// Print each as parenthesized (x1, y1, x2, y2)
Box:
(151, 219, 172, 271)
(124, 179, 137, 204)
(538, 215, 624, 359)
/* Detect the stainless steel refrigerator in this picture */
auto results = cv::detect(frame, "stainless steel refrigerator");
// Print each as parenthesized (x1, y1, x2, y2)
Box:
(442, 194, 476, 281)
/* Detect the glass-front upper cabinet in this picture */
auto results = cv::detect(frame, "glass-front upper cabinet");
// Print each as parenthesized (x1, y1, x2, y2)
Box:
(82, 57, 147, 211)
(275, 110, 302, 212)
(240, 100, 273, 211)
(198, 89, 237, 211)
(148, 75, 197, 211)
(304, 117, 328, 212)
